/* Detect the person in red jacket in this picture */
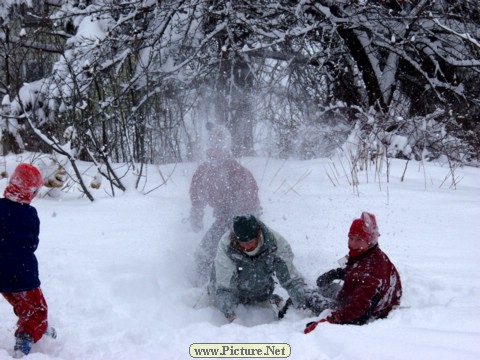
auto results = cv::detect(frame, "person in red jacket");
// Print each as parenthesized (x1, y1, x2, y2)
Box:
(304, 212, 402, 333)
(189, 124, 261, 286)
(0, 163, 56, 357)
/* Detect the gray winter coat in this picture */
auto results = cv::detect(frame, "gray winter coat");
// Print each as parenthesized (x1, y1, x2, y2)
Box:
(210, 222, 307, 317)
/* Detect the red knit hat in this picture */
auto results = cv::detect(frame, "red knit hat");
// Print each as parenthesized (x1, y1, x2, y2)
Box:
(348, 212, 380, 246)
(207, 125, 232, 152)
(3, 163, 44, 204)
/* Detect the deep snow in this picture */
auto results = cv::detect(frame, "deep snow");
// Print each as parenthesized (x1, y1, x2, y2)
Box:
(0, 154, 479, 360)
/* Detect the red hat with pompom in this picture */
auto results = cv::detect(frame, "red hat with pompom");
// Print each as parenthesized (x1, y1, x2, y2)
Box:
(348, 212, 380, 246)
(206, 124, 232, 161)
(4, 163, 44, 204)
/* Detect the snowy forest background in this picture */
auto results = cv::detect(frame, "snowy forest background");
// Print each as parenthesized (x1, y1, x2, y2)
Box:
(0, 2, 480, 359)
(0, 0, 479, 198)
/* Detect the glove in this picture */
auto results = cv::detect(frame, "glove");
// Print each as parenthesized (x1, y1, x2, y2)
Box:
(190, 207, 204, 232)
(316, 268, 345, 288)
(304, 315, 336, 334)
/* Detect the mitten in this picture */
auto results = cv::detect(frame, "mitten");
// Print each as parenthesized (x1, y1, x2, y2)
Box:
(304, 315, 336, 334)
(190, 207, 204, 232)
(316, 268, 345, 288)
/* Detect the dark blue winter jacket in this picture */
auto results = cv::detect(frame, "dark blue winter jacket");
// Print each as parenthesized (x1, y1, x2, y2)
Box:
(0, 198, 41, 292)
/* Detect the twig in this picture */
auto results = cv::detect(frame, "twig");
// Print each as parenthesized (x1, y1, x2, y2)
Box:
(269, 159, 287, 186)
(325, 167, 337, 187)
(259, 156, 271, 189)
(285, 169, 311, 195)
(400, 160, 409, 182)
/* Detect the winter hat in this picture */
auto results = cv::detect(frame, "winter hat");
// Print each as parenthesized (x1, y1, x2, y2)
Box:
(233, 215, 260, 242)
(4, 163, 44, 204)
(348, 212, 380, 246)
(207, 124, 232, 153)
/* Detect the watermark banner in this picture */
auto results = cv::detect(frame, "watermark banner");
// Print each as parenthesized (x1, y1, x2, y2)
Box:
(189, 343, 291, 358)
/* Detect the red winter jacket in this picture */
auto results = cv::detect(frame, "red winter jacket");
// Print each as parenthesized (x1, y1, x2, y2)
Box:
(190, 157, 260, 223)
(332, 245, 402, 325)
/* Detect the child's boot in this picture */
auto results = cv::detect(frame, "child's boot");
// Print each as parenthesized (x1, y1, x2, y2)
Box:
(13, 333, 33, 358)
(45, 326, 57, 339)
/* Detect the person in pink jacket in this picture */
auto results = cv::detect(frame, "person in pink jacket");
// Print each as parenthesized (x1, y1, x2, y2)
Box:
(189, 124, 261, 286)
(304, 212, 402, 333)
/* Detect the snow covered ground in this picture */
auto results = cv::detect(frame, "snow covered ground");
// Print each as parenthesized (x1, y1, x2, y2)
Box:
(0, 154, 479, 360)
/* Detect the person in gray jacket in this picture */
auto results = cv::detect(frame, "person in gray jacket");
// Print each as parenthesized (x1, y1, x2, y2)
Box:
(209, 215, 308, 322)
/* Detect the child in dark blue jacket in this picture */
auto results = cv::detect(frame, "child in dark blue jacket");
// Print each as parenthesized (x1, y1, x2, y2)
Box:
(0, 163, 56, 357)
